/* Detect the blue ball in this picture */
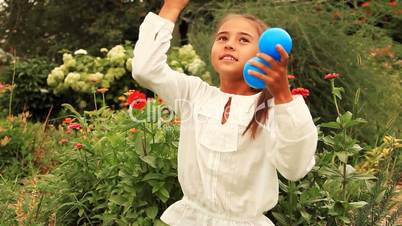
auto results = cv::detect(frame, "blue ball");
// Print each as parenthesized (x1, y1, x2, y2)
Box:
(259, 28, 292, 61)
(243, 57, 272, 89)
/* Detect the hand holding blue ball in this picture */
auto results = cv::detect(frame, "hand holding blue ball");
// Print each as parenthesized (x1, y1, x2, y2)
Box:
(243, 28, 292, 89)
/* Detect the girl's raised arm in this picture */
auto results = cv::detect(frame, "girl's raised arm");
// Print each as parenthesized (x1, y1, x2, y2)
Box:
(159, 0, 189, 22)
(132, 0, 208, 116)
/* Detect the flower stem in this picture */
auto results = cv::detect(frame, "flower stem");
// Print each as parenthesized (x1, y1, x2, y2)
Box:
(331, 79, 341, 116)
(93, 91, 98, 110)
(8, 50, 16, 117)
(102, 93, 106, 107)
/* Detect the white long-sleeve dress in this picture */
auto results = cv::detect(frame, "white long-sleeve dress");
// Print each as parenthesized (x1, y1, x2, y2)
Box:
(132, 12, 318, 226)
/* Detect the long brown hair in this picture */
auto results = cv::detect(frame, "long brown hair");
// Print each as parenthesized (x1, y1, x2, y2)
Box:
(215, 14, 272, 139)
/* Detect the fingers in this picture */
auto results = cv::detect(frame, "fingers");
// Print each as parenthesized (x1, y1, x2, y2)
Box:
(275, 44, 289, 66)
(256, 52, 279, 69)
(256, 45, 289, 67)
(247, 69, 275, 85)
(249, 59, 276, 75)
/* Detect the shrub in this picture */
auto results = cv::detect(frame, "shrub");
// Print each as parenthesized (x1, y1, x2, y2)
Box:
(37, 97, 181, 225)
(187, 1, 402, 144)
(0, 57, 59, 121)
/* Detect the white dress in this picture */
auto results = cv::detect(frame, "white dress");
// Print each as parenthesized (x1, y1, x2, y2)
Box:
(132, 12, 318, 226)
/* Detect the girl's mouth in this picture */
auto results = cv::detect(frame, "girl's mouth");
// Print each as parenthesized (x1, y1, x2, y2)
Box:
(219, 54, 238, 61)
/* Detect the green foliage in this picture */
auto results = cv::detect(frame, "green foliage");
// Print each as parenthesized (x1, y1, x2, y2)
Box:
(0, 113, 38, 178)
(36, 100, 181, 225)
(188, 0, 402, 144)
(0, 177, 19, 225)
(0, 57, 60, 121)
(0, 0, 160, 58)
(270, 75, 401, 226)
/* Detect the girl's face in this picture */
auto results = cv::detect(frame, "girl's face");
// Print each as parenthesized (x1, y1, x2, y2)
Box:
(211, 17, 260, 83)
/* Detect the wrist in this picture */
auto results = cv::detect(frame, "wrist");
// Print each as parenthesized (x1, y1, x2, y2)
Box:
(159, 5, 182, 23)
(274, 90, 293, 105)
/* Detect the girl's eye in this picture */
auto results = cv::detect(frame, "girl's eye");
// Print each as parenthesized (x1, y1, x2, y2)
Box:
(217, 36, 227, 41)
(239, 37, 250, 43)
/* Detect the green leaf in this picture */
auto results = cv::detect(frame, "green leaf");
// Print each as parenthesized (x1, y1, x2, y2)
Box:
(145, 206, 158, 219)
(332, 87, 344, 100)
(140, 155, 157, 168)
(336, 151, 348, 163)
(349, 201, 368, 209)
(300, 210, 311, 221)
(320, 121, 341, 129)
(272, 212, 287, 226)
(142, 173, 163, 181)
(339, 111, 353, 125)
(109, 195, 126, 206)
(154, 219, 169, 226)
(78, 208, 85, 217)
(61, 103, 82, 118)
(157, 187, 170, 203)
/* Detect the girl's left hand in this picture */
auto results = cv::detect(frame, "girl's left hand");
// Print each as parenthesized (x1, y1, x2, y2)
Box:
(248, 44, 293, 104)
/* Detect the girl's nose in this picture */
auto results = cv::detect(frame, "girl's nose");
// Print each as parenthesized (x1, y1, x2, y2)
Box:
(224, 40, 235, 50)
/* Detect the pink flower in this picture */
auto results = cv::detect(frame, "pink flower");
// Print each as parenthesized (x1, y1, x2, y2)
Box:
(288, 74, 296, 79)
(361, 1, 370, 7)
(67, 123, 81, 130)
(324, 73, 340, 80)
(58, 138, 68, 145)
(74, 143, 83, 149)
(291, 88, 310, 97)
(127, 90, 147, 109)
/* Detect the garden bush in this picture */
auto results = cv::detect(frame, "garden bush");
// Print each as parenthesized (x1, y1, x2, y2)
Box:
(187, 0, 402, 145)
(0, 57, 59, 121)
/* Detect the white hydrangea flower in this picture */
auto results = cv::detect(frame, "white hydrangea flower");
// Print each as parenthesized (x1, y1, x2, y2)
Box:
(107, 45, 126, 66)
(126, 58, 132, 71)
(187, 57, 206, 75)
(63, 53, 76, 68)
(178, 44, 197, 64)
(87, 72, 104, 83)
(105, 67, 126, 81)
(74, 49, 88, 55)
(47, 75, 57, 86)
(100, 48, 108, 53)
(64, 72, 81, 86)
(51, 66, 65, 81)
(175, 67, 184, 73)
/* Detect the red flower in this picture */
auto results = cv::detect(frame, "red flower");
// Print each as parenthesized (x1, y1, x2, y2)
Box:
(324, 73, 340, 80)
(127, 90, 147, 109)
(361, 1, 370, 7)
(288, 74, 296, 79)
(74, 143, 83, 149)
(58, 138, 68, 145)
(67, 123, 81, 130)
(291, 88, 310, 97)
(63, 117, 75, 124)
(389, 0, 397, 7)
(129, 128, 138, 133)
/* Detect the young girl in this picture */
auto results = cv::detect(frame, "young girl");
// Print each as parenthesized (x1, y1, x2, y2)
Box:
(132, 0, 317, 225)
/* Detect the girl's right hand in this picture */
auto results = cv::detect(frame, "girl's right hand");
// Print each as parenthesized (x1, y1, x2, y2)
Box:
(159, 0, 189, 22)
(163, 0, 189, 12)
